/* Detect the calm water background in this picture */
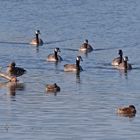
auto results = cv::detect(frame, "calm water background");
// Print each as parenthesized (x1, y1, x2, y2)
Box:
(0, 0, 140, 139)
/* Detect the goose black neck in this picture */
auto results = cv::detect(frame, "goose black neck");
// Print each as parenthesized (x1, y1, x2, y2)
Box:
(76, 59, 80, 70)
(54, 51, 58, 60)
(124, 60, 127, 69)
(120, 55, 123, 63)
(36, 34, 39, 45)
(84, 43, 88, 48)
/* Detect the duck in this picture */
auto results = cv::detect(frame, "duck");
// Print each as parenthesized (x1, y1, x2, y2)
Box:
(7, 62, 26, 77)
(30, 30, 43, 46)
(79, 39, 93, 53)
(112, 49, 124, 66)
(117, 105, 136, 117)
(46, 83, 60, 93)
(64, 56, 83, 72)
(47, 48, 63, 62)
(115, 56, 132, 70)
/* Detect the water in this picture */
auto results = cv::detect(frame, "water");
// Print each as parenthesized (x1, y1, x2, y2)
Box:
(0, 0, 140, 139)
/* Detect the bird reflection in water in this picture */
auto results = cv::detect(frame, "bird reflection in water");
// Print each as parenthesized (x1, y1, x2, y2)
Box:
(117, 112, 136, 118)
(0, 81, 25, 97)
(76, 71, 81, 83)
(118, 69, 128, 79)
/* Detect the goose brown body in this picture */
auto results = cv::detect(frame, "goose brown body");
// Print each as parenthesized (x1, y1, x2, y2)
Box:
(47, 48, 63, 62)
(79, 39, 93, 53)
(112, 50, 124, 66)
(46, 83, 60, 92)
(114, 56, 132, 70)
(64, 56, 83, 72)
(117, 105, 136, 117)
(30, 30, 43, 46)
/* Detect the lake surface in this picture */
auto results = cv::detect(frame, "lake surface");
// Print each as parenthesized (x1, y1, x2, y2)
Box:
(0, 0, 140, 139)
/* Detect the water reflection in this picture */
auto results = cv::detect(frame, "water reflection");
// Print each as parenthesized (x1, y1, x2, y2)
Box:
(54, 61, 60, 68)
(30, 45, 40, 53)
(78, 51, 89, 58)
(46, 38, 75, 45)
(117, 69, 128, 79)
(0, 81, 25, 96)
(46, 91, 58, 96)
(35, 45, 39, 53)
(0, 41, 29, 45)
(112, 66, 129, 79)
(45, 88, 60, 96)
(47, 61, 62, 72)
(76, 71, 81, 83)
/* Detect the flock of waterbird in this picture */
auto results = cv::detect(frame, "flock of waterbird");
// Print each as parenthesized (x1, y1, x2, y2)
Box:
(0, 30, 136, 118)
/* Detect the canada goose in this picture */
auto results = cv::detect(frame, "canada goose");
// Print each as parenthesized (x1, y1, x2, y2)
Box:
(115, 56, 132, 70)
(46, 83, 60, 93)
(117, 105, 136, 117)
(7, 62, 26, 77)
(112, 49, 124, 66)
(64, 56, 83, 72)
(47, 48, 63, 62)
(30, 30, 43, 46)
(79, 39, 93, 53)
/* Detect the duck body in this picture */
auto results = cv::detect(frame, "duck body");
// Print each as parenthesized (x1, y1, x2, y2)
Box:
(112, 50, 124, 66)
(47, 48, 63, 62)
(7, 62, 26, 77)
(30, 30, 43, 46)
(9, 67, 26, 77)
(117, 105, 136, 117)
(64, 56, 83, 72)
(46, 83, 60, 93)
(79, 39, 93, 53)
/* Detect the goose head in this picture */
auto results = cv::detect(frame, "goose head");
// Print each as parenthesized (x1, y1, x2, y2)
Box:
(35, 30, 41, 35)
(54, 48, 61, 53)
(84, 39, 88, 44)
(124, 56, 129, 61)
(76, 56, 83, 62)
(118, 49, 123, 56)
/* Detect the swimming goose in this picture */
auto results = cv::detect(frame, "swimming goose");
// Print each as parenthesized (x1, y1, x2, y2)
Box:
(47, 48, 63, 62)
(7, 62, 26, 77)
(115, 56, 132, 70)
(79, 39, 93, 53)
(30, 30, 43, 46)
(112, 49, 124, 66)
(46, 83, 60, 93)
(117, 105, 136, 117)
(64, 56, 83, 72)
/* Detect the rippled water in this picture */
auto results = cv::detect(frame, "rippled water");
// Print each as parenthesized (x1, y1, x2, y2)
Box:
(0, 0, 140, 139)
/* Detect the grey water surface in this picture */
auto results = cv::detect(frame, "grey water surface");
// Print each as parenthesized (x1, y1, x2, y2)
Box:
(0, 0, 140, 139)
